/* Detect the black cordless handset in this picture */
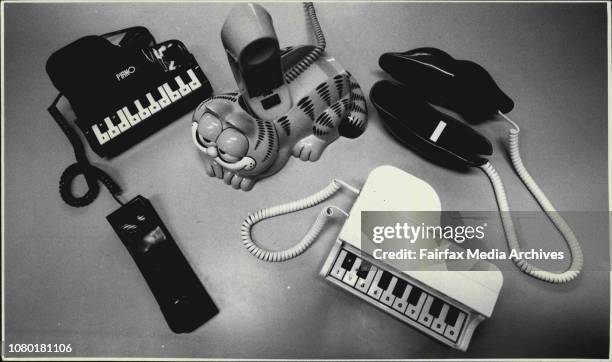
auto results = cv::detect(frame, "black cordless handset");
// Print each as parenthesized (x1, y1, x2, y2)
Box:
(107, 196, 218, 333)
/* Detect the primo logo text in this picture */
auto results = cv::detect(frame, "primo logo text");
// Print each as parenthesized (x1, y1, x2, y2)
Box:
(116, 66, 136, 81)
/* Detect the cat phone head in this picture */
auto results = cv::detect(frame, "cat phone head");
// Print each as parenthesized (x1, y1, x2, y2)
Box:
(192, 96, 279, 178)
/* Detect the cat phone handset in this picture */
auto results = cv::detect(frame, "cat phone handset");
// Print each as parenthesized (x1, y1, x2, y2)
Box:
(221, 3, 293, 120)
(241, 179, 360, 262)
(221, 3, 327, 121)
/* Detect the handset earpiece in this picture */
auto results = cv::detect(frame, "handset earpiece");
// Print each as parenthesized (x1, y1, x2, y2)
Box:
(451, 60, 514, 122)
(115, 26, 156, 49)
(221, 3, 292, 120)
(379, 48, 514, 124)
(380, 47, 458, 78)
(401, 47, 455, 59)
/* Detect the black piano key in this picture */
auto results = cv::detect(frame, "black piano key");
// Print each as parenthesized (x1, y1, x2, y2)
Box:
(165, 79, 180, 97)
(105, 114, 119, 129)
(150, 86, 162, 99)
(407, 286, 423, 305)
(124, 97, 139, 114)
(94, 119, 106, 131)
(133, 96, 151, 114)
(377, 271, 392, 289)
(429, 298, 444, 318)
(179, 69, 195, 85)
(169, 76, 189, 96)
(341, 252, 356, 270)
(165, 76, 178, 90)
(392, 279, 407, 297)
(144, 87, 162, 107)
(356, 260, 371, 279)
(445, 306, 460, 325)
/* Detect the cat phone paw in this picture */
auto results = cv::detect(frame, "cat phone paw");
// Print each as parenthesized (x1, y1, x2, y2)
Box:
(202, 156, 224, 179)
(203, 159, 256, 190)
(292, 135, 334, 161)
(221, 171, 256, 191)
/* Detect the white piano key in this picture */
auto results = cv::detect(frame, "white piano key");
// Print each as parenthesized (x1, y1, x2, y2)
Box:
(417, 295, 435, 327)
(321, 241, 494, 350)
(175, 75, 192, 96)
(104, 117, 121, 139)
(115, 111, 132, 133)
(444, 311, 466, 342)
(120, 107, 139, 127)
(431, 304, 450, 335)
(114, 111, 130, 132)
(330, 250, 347, 280)
(186, 68, 202, 90)
(355, 265, 377, 294)
(92, 124, 110, 145)
(156, 86, 172, 108)
(366, 270, 384, 300)
(380, 277, 398, 306)
(342, 257, 361, 287)
(163, 82, 181, 102)
(405, 291, 427, 320)
(134, 99, 151, 120)
(146, 92, 162, 114)
(392, 284, 412, 313)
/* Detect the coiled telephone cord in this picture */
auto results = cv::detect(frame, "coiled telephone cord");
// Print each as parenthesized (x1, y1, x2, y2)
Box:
(240, 180, 359, 262)
(284, 2, 327, 84)
(48, 27, 153, 207)
(480, 112, 583, 283)
(48, 94, 124, 207)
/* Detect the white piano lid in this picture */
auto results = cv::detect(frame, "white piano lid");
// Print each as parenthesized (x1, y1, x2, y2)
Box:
(339, 165, 442, 247)
(338, 165, 503, 317)
(339, 165, 442, 246)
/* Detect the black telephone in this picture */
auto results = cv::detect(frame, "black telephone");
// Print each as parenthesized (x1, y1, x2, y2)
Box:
(46, 27, 218, 333)
(47, 26, 212, 158)
(370, 48, 583, 284)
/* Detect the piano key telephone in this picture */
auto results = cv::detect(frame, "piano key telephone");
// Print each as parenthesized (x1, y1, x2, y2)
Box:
(45, 28, 219, 333)
(319, 166, 503, 351)
(241, 165, 502, 351)
(47, 28, 213, 158)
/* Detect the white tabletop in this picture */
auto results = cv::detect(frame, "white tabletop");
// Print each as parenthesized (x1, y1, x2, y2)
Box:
(3, 2, 609, 358)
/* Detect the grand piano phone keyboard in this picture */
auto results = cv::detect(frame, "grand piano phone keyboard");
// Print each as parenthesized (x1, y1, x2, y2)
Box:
(321, 242, 484, 351)
(87, 67, 206, 152)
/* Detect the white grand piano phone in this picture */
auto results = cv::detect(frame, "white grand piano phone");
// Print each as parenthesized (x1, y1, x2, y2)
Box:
(241, 165, 503, 351)
(319, 166, 503, 351)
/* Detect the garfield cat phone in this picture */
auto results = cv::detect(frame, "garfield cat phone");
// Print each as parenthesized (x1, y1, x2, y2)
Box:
(192, 2, 368, 190)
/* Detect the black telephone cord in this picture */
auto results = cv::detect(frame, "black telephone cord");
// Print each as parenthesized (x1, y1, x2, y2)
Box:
(46, 27, 157, 207)
(48, 94, 124, 207)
